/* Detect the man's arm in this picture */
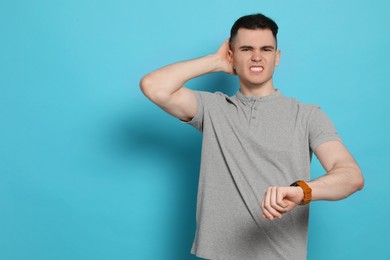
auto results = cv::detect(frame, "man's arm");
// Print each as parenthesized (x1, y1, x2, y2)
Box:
(139, 40, 234, 121)
(261, 140, 364, 220)
(308, 140, 364, 200)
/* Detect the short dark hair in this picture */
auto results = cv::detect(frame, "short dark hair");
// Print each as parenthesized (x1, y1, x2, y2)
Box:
(230, 13, 279, 47)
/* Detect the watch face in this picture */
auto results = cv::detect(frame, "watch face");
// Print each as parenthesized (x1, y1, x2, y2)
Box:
(290, 181, 300, 187)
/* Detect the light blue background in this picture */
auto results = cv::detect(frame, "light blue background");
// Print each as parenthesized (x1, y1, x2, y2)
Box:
(1, 0, 389, 259)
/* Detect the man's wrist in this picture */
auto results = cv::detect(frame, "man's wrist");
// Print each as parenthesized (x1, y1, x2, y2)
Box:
(207, 53, 233, 74)
(290, 180, 312, 205)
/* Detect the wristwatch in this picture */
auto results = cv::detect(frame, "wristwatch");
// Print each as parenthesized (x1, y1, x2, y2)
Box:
(290, 180, 312, 205)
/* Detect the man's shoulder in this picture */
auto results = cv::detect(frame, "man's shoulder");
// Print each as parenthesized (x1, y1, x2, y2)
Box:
(280, 94, 320, 112)
(193, 90, 230, 98)
(193, 90, 236, 105)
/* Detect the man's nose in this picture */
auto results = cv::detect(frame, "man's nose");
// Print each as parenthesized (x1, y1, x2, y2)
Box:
(251, 51, 262, 61)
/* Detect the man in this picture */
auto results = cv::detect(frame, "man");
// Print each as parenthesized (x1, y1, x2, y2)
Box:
(140, 13, 364, 260)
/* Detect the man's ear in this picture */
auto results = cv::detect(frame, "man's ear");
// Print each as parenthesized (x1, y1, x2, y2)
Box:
(275, 50, 281, 67)
(228, 49, 234, 66)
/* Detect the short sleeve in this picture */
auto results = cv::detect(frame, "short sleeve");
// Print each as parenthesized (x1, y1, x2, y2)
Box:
(308, 106, 342, 151)
(181, 91, 226, 133)
(180, 91, 206, 133)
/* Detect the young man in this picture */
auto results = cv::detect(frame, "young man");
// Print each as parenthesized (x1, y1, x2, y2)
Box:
(140, 13, 364, 260)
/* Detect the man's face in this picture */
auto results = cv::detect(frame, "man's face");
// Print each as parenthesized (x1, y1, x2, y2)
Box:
(229, 28, 280, 90)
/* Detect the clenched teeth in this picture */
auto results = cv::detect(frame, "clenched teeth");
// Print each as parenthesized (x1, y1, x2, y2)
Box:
(250, 66, 264, 72)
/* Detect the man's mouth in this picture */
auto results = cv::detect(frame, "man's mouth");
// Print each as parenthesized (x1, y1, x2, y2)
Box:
(250, 66, 264, 72)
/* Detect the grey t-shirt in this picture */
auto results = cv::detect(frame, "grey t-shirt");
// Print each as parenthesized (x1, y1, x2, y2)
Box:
(184, 89, 341, 260)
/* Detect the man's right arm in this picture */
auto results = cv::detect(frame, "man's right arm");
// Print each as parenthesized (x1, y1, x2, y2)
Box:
(139, 40, 234, 122)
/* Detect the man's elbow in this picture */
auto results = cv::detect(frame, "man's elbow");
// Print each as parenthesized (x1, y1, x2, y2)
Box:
(352, 167, 365, 192)
(139, 75, 153, 99)
(139, 75, 169, 103)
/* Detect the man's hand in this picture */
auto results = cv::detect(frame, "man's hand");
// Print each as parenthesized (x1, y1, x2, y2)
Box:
(261, 186, 304, 220)
(214, 39, 235, 75)
(140, 39, 239, 121)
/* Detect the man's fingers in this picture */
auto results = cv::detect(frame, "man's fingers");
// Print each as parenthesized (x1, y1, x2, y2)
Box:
(269, 187, 288, 213)
(261, 186, 302, 220)
(266, 190, 279, 219)
(270, 187, 287, 212)
(263, 188, 283, 219)
(261, 193, 274, 220)
(276, 188, 288, 209)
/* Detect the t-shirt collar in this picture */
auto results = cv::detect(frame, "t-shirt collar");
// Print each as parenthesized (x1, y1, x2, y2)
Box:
(235, 88, 282, 103)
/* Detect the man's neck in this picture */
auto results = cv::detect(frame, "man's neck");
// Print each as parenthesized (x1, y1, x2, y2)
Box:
(239, 82, 276, 97)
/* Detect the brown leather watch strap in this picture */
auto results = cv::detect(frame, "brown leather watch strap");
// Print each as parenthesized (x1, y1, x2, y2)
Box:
(290, 180, 312, 205)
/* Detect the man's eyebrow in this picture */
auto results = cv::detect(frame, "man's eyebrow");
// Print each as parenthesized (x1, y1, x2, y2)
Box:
(239, 45, 254, 49)
(262, 45, 275, 50)
(238, 45, 276, 50)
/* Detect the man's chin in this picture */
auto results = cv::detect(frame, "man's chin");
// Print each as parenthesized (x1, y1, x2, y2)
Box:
(241, 79, 272, 89)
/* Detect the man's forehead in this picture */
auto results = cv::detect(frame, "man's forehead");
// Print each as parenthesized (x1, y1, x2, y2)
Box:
(233, 28, 276, 47)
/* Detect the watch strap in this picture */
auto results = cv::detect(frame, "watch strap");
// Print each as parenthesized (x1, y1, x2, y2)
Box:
(290, 180, 312, 205)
